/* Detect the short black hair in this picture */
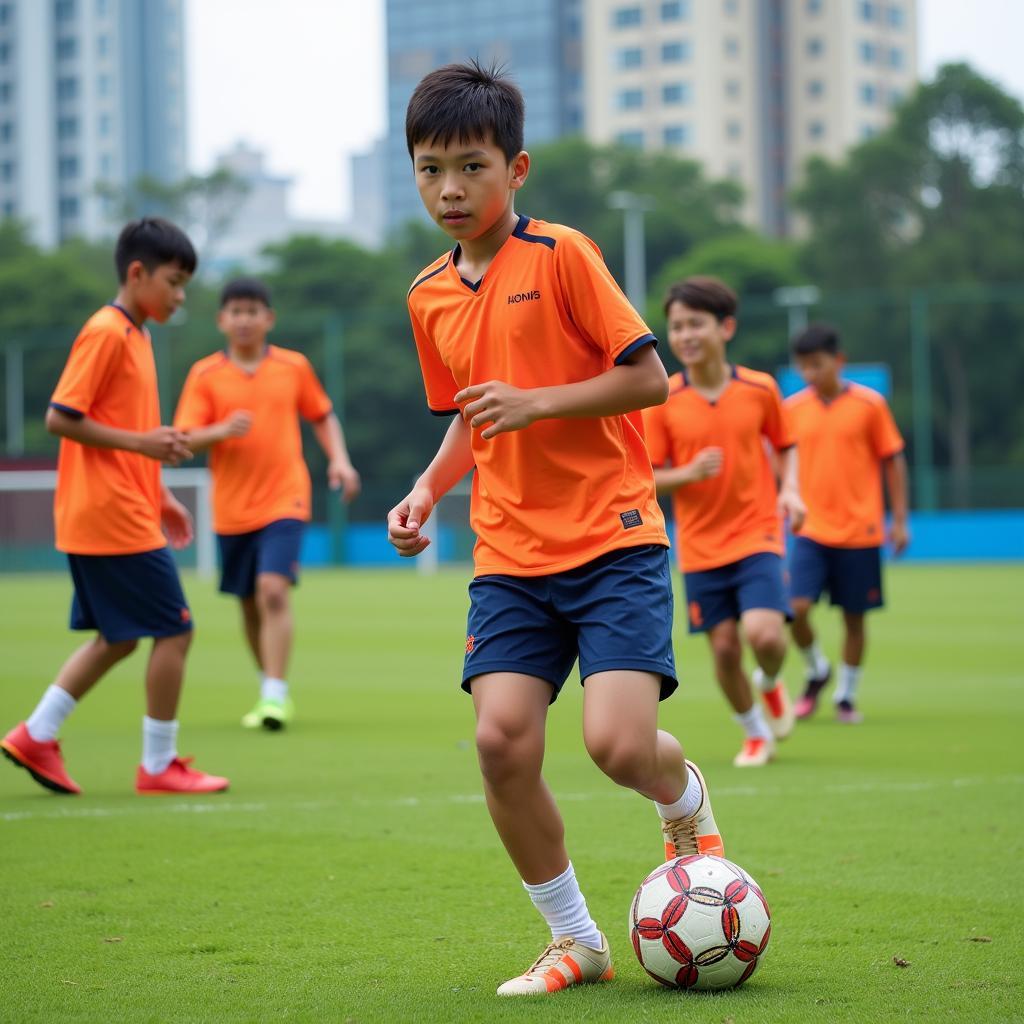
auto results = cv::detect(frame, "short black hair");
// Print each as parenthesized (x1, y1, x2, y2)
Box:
(792, 323, 840, 357)
(114, 217, 197, 283)
(220, 277, 272, 309)
(406, 59, 524, 163)
(663, 276, 738, 320)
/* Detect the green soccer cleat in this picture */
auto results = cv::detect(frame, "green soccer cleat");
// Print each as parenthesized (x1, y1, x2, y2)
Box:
(241, 697, 294, 731)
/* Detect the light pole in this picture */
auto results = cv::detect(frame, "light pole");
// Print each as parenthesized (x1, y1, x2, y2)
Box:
(608, 190, 656, 311)
(772, 285, 821, 340)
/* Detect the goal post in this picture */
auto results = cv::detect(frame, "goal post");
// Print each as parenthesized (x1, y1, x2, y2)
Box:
(0, 467, 215, 577)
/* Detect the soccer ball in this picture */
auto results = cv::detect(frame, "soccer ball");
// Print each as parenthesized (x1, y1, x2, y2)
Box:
(629, 854, 771, 990)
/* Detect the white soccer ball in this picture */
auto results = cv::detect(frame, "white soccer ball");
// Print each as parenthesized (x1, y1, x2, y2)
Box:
(629, 854, 771, 990)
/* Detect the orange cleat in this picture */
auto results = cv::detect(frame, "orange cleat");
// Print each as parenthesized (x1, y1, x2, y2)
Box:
(1, 721, 82, 795)
(661, 759, 725, 861)
(754, 669, 796, 740)
(732, 736, 775, 768)
(136, 756, 229, 795)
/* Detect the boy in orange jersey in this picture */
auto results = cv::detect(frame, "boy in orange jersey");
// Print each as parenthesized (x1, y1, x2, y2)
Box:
(642, 277, 805, 769)
(387, 61, 724, 997)
(174, 278, 360, 731)
(1, 218, 228, 796)
(786, 324, 909, 724)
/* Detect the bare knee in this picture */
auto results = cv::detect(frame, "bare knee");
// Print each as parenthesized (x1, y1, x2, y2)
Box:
(710, 633, 743, 671)
(790, 598, 812, 622)
(256, 575, 290, 616)
(586, 730, 656, 790)
(98, 636, 138, 660)
(475, 717, 542, 788)
(746, 621, 785, 657)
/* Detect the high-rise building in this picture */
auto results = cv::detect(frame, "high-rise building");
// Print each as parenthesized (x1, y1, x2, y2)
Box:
(583, 0, 917, 234)
(383, 0, 583, 230)
(0, 0, 187, 247)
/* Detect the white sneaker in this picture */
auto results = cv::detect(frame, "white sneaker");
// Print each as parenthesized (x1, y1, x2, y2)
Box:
(496, 933, 613, 995)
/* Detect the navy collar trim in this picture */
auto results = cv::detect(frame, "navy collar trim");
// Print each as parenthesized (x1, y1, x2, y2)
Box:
(108, 302, 139, 327)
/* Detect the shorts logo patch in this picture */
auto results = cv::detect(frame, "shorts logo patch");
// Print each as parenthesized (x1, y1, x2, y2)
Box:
(180, 607, 191, 623)
(867, 587, 880, 603)
(688, 601, 703, 628)
(465, 634, 476, 654)
(620, 509, 643, 530)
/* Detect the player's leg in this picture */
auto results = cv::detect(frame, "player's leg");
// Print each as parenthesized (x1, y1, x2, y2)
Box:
(834, 611, 867, 723)
(830, 545, 883, 723)
(240, 595, 262, 671)
(789, 537, 833, 717)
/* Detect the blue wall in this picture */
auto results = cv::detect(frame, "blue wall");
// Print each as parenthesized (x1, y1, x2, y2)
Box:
(304, 510, 1024, 568)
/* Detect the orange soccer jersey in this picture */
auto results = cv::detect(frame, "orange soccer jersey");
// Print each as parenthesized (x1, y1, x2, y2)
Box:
(50, 305, 166, 555)
(173, 346, 333, 535)
(786, 382, 904, 548)
(407, 214, 668, 577)
(642, 367, 794, 573)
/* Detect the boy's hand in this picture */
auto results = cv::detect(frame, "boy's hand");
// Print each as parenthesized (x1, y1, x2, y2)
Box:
(387, 486, 435, 557)
(456, 381, 539, 440)
(160, 494, 194, 549)
(219, 410, 253, 440)
(778, 486, 806, 532)
(328, 461, 361, 502)
(687, 447, 724, 481)
(889, 518, 910, 556)
(138, 426, 192, 465)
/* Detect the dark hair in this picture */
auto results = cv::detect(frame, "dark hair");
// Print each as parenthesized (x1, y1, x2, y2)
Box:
(663, 276, 738, 320)
(114, 217, 197, 282)
(792, 322, 840, 356)
(220, 277, 272, 309)
(406, 59, 524, 162)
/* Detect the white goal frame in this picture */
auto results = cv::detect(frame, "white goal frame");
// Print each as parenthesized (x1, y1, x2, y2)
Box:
(0, 467, 215, 578)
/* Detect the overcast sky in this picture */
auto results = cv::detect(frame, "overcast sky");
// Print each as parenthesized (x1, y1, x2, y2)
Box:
(186, 0, 1024, 222)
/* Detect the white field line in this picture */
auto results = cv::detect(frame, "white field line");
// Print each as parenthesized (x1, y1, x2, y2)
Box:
(2, 774, 1022, 825)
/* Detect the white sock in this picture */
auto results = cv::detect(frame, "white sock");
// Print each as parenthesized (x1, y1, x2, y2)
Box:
(141, 716, 179, 775)
(655, 768, 703, 821)
(751, 666, 778, 693)
(25, 685, 77, 742)
(735, 703, 773, 740)
(261, 676, 288, 702)
(835, 663, 862, 704)
(799, 642, 829, 678)
(523, 862, 603, 950)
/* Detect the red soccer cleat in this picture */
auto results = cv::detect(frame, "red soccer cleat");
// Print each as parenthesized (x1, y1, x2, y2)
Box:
(136, 756, 229, 795)
(1, 721, 82, 795)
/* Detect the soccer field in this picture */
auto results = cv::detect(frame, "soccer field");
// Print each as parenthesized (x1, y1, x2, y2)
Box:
(1, 564, 1021, 1023)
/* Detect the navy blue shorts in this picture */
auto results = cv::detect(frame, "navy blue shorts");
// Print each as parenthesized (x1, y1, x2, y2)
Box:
(463, 544, 678, 704)
(789, 536, 883, 613)
(68, 548, 192, 643)
(682, 552, 790, 634)
(217, 518, 305, 598)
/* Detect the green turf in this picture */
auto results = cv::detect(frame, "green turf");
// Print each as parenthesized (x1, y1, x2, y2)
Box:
(1, 564, 1021, 1023)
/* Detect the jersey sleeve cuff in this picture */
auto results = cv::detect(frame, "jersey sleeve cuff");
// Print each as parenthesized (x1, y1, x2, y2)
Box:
(429, 407, 460, 417)
(50, 402, 84, 419)
(614, 333, 658, 365)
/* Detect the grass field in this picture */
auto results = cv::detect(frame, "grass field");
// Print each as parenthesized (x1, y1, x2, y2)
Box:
(1, 563, 1021, 1023)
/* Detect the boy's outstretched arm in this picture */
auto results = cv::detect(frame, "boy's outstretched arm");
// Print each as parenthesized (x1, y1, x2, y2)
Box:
(884, 452, 910, 554)
(456, 344, 668, 440)
(46, 406, 192, 465)
(387, 416, 475, 558)
(312, 412, 361, 502)
(181, 410, 252, 453)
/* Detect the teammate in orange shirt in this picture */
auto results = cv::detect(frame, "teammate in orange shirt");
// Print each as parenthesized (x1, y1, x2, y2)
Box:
(174, 278, 360, 731)
(387, 61, 724, 996)
(785, 324, 909, 723)
(1, 219, 228, 796)
(642, 277, 805, 768)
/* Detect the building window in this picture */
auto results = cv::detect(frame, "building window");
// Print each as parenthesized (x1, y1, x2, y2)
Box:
(724, 0, 739, 13)
(861, 124, 878, 140)
(0, 160, 12, 182)
(616, 130, 645, 147)
(725, 78, 740, 99)
(662, 82, 691, 105)
(807, 37, 824, 58)
(860, 82, 878, 105)
(860, 41, 876, 63)
(889, 47, 904, 69)
(57, 116, 78, 139)
(0, 81, 11, 103)
(662, 40, 690, 63)
(0, 5, 10, 26)
(56, 38, 78, 61)
(663, 124, 690, 146)
(661, 1, 688, 20)
(809, 120, 825, 139)
(56, 0, 75, 20)
(0, 43, 10, 64)
(58, 156, 79, 179)
(613, 6, 643, 27)
(96, 0, 109, 15)
(98, 112, 111, 136)
(3, 200, 16, 217)
(887, 5, 904, 28)
(727, 161, 742, 179)
(616, 88, 644, 110)
(724, 37, 739, 57)
(57, 77, 78, 101)
(726, 120, 741, 140)
(616, 47, 644, 69)
(807, 78, 824, 98)
(888, 86, 905, 108)
(807, 0, 823, 11)
(0, 121, 12, 142)
(859, 1, 876, 20)
(97, 35, 109, 58)
(97, 74, 111, 97)
(100, 152, 113, 176)
(59, 195, 80, 217)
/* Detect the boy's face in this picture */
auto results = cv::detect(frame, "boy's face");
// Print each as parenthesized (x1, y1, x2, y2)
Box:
(127, 261, 191, 323)
(217, 298, 275, 346)
(794, 350, 843, 393)
(665, 301, 736, 369)
(412, 134, 529, 241)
